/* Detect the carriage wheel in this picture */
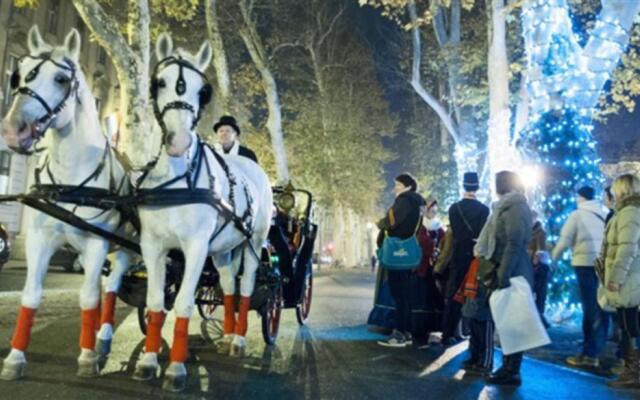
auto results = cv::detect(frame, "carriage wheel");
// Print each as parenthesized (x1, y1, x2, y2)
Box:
(295, 273, 313, 326)
(261, 284, 283, 345)
(196, 286, 218, 321)
(137, 306, 148, 335)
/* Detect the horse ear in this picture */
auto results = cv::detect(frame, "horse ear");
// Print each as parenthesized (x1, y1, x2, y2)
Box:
(156, 33, 173, 61)
(28, 25, 45, 53)
(64, 29, 82, 61)
(195, 41, 212, 72)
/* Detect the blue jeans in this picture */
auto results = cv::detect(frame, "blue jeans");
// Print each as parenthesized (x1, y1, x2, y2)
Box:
(575, 267, 609, 358)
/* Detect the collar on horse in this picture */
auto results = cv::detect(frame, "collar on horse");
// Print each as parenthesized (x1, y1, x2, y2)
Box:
(11, 53, 80, 153)
(31, 142, 127, 210)
(135, 137, 255, 240)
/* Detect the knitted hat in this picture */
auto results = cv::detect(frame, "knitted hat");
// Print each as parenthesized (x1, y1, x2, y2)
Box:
(463, 172, 479, 192)
(395, 173, 417, 192)
(213, 115, 240, 135)
(577, 186, 595, 201)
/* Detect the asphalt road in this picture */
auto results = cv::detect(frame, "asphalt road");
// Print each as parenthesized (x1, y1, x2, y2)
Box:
(0, 265, 637, 400)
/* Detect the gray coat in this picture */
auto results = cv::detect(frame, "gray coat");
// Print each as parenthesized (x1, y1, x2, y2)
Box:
(491, 192, 534, 287)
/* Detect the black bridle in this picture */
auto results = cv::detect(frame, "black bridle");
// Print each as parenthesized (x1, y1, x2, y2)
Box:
(10, 54, 79, 150)
(151, 56, 212, 139)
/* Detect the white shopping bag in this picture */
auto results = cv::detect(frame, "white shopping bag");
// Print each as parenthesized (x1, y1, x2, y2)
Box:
(490, 276, 551, 355)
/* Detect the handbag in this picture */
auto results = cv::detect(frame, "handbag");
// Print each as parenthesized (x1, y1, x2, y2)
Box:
(378, 218, 423, 270)
(477, 257, 498, 290)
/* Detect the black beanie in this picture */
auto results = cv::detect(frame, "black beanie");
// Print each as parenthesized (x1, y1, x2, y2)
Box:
(213, 115, 240, 135)
(577, 186, 595, 201)
(395, 173, 417, 192)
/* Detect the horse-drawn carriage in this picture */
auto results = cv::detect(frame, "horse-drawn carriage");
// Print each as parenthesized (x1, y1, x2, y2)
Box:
(116, 183, 317, 345)
(0, 26, 318, 391)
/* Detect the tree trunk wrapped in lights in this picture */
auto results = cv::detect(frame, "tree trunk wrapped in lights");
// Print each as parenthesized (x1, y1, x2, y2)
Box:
(519, 0, 640, 308)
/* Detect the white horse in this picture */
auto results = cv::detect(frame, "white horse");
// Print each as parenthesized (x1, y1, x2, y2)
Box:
(0, 26, 131, 380)
(131, 34, 272, 392)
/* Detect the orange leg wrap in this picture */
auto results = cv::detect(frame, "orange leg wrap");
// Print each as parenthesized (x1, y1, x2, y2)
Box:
(169, 317, 189, 363)
(223, 295, 236, 335)
(80, 308, 100, 350)
(95, 301, 102, 332)
(145, 311, 166, 353)
(100, 292, 117, 327)
(235, 296, 251, 337)
(11, 306, 36, 351)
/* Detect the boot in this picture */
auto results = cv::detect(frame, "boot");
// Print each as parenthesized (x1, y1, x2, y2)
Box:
(487, 354, 522, 386)
(608, 338, 640, 389)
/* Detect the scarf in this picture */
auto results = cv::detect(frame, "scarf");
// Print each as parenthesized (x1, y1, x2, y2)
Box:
(213, 140, 240, 156)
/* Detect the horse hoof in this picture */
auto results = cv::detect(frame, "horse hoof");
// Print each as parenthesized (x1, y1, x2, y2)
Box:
(230, 340, 246, 358)
(132, 364, 157, 381)
(77, 359, 99, 378)
(162, 373, 187, 392)
(96, 338, 112, 360)
(0, 361, 25, 381)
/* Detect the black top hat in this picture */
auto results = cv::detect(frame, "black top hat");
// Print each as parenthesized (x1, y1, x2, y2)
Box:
(213, 115, 240, 135)
(463, 172, 479, 191)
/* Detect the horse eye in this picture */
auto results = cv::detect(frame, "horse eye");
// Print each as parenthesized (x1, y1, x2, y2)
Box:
(157, 79, 166, 88)
(55, 74, 70, 85)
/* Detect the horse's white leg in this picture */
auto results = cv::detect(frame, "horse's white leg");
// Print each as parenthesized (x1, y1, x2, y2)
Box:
(163, 241, 209, 393)
(76, 238, 109, 378)
(132, 240, 167, 382)
(232, 243, 259, 354)
(96, 250, 132, 359)
(213, 251, 238, 341)
(0, 231, 60, 381)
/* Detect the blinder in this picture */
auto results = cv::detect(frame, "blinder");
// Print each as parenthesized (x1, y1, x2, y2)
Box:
(10, 70, 20, 90)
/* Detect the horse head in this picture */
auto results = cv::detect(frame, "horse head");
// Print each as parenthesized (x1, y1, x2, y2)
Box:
(152, 33, 212, 157)
(1, 25, 84, 155)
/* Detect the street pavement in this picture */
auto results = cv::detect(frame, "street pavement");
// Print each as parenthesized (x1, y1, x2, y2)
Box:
(0, 264, 638, 399)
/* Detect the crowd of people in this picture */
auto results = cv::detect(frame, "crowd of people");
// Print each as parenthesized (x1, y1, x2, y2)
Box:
(369, 170, 640, 389)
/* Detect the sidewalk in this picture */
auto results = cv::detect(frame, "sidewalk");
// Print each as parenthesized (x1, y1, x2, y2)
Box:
(525, 321, 621, 378)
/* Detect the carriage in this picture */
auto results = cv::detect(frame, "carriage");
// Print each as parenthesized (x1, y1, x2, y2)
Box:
(113, 183, 316, 345)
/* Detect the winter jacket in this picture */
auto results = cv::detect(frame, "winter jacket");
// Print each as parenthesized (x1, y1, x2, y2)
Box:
(603, 195, 640, 308)
(377, 191, 425, 241)
(491, 192, 534, 287)
(552, 200, 608, 267)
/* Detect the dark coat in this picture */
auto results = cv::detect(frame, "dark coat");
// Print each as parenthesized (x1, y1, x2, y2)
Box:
(237, 145, 258, 163)
(445, 197, 489, 297)
(527, 221, 547, 261)
(491, 192, 534, 287)
(377, 191, 425, 244)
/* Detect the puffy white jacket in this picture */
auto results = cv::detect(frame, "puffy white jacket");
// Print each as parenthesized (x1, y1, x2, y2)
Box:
(552, 200, 608, 267)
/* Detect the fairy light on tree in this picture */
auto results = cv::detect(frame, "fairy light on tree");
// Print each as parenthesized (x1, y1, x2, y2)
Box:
(519, 0, 640, 311)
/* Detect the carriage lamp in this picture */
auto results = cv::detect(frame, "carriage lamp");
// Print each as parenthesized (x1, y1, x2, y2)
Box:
(277, 192, 296, 212)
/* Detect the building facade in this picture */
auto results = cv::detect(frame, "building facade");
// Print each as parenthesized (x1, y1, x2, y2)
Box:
(0, 0, 119, 258)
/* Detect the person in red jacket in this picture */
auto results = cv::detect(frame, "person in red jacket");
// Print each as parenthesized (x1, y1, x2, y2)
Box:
(411, 200, 446, 337)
